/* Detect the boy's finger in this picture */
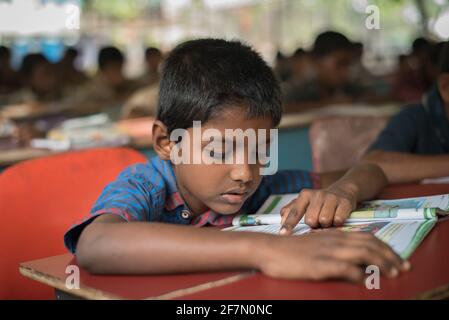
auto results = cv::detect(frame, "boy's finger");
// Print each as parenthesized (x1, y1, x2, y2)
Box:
(318, 197, 338, 228)
(314, 258, 364, 283)
(344, 233, 408, 274)
(280, 200, 295, 217)
(304, 195, 324, 228)
(332, 245, 398, 278)
(280, 198, 308, 235)
(333, 199, 353, 226)
(280, 201, 295, 225)
(358, 234, 410, 272)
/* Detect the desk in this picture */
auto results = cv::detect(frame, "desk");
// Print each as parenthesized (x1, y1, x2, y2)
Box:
(0, 117, 154, 167)
(19, 183, 449, 300)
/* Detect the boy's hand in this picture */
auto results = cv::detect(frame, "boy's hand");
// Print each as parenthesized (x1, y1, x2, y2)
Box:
(254, 231, 410, 282)
(280, 185, 357, 235)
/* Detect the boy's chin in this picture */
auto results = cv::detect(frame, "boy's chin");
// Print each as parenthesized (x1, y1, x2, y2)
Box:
(208, 202, 243, 215)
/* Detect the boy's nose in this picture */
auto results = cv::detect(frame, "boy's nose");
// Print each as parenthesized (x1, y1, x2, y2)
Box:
(230, 163, 253, 183)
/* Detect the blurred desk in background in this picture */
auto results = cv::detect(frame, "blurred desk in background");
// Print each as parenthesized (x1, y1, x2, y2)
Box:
(0, 103, 402, 172)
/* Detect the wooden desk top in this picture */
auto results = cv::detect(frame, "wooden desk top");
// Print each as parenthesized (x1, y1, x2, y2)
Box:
(19, 183, 449, 300)
(19, 254, 251, 300)
(180, 219, 449, 300)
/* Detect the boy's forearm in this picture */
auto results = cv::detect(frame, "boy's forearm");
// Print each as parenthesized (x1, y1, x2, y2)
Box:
(324, 163, 388, 202)
(76, 219, 270, 274)
(363, 151, 449, 184)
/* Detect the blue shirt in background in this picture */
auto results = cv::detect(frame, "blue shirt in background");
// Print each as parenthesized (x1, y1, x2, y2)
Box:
(369, 85, 449, 154)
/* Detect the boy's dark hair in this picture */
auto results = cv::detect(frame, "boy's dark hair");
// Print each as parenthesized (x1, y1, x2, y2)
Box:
(439, 41, 449, 74)
(20, 53, 48, 77)
(98, 46, 124, 70)
(311, 31, 352, 57)
(157, 38, 281, 133)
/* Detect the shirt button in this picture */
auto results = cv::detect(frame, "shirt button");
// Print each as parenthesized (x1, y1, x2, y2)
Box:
(181, 210, 191, 219)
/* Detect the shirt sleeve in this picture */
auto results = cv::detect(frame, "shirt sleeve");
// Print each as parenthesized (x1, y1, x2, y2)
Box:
(64, 163, 156, 254)
(242, 170, 320, 214)
(369, 106, 421, 153)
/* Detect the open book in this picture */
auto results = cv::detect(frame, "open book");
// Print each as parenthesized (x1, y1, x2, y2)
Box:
(225, 194, 449, 259)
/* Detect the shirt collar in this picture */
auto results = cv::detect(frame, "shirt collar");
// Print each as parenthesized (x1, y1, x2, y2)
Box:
(150, 156, 185, 211)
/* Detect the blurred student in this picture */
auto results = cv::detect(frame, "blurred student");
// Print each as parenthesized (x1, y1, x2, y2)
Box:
(392, 37, 435, 103)
(121, 47, 164, 118)
(136, 47, 163, 87)
(273, 50, 291, 83)
(349, 42, 392, 103)
(0, 46, 21, 96)
(280, 48, 313, 93)
(363, 42, 449, 183)
(56, 47, 88, 89)
(67, 46, 138, 117)
(7, 53, 61, 104)
(349, 43, 375, 90)
(283, 31, 359, 112)
(65, 39, 408, 282)
(121, 83, 159, 119)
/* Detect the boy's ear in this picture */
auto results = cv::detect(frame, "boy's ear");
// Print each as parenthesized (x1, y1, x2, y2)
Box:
(152, 120, 174, 160)
(437, 74, 449, 105)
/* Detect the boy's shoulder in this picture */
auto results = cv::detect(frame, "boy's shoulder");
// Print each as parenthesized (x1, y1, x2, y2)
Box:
(115, 156, 178, 195)
(397, 104, 427, 119)
(387, 104, 430, 131)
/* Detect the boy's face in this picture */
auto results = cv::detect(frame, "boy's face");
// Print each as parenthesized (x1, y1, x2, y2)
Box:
(160, 106, 273, 216)
(316, 50, 353, 89)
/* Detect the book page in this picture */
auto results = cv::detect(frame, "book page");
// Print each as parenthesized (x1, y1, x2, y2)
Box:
(371, 219, 436, 258)
(224, 224, 311, 236)
(233, 193, 449, 226)
(225, 219, 437, 259)
(360, 194, 449, 212)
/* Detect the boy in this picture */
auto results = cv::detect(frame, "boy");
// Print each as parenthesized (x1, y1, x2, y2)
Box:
(282, 31, 360, 112)
(65, 39, 408, 282)
(363, 42, 449, 183)
(6, 53, 61, 105)
(67, 46, 138, 117)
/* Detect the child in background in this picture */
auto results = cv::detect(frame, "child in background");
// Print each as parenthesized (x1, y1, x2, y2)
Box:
(363, 42, 449, 183)
(66, 46, 139, 118)
(65, 39, 408, 282)
(282, 31, 360, 112)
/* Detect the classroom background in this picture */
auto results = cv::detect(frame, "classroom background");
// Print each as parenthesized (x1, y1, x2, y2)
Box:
(0, 0, 448, 173)
(1, 0, 449, 301)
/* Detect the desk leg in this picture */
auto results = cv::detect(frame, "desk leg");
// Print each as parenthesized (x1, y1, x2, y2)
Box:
(55, 289, 84, 300)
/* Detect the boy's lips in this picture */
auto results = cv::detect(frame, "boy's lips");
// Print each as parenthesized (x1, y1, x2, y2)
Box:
(220, 188, 250, 204)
